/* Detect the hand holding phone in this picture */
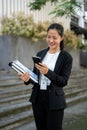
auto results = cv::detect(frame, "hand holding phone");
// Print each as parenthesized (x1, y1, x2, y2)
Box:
(32, 56, 41, 64)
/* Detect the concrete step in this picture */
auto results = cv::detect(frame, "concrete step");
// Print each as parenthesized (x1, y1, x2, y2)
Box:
(0, 80, 24, 89)
(65, 87, 87, 98)
(67, 93, 87, 107)
(0, 93, 31, 107)
(0, 101, 33, 129)
(65, 87, 87, 106)
(71, 68, 87, 75)
(0, 85, 32, 99)
(68, 76, 87, 84)
(0, 109, 33, 130)
(0, 102, 31, 118)
(64, 83, 87, 93)
(0, 72, 20, 83)
(0, 68, 87, 129)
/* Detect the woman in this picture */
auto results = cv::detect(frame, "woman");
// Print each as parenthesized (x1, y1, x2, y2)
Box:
(19, 23, 73, 130)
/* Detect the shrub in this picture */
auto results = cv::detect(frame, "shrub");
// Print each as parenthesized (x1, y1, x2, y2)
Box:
(0, 12, 80, 50)
(1, 12, 50, 42)
(64, 29, 80, 50)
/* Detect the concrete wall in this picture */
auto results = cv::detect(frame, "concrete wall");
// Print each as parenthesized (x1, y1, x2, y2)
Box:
(0, 35, 47, 71)
(0, 35, 18, 70)
(0, 35, 80, 71)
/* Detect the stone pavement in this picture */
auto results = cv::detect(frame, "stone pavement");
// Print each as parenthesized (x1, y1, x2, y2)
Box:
(13, 101, 87, 130)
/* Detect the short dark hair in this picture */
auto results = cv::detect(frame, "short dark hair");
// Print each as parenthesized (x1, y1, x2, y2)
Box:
(47, 23, 64, 50)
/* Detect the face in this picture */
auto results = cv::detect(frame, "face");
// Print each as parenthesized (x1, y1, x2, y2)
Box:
(46, 29, 64, 51)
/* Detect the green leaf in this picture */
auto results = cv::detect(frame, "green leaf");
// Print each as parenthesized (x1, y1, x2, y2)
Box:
(49, 0, 81, 17)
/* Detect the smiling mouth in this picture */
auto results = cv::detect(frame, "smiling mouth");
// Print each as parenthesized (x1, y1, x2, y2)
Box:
(49, 43, 55, 46)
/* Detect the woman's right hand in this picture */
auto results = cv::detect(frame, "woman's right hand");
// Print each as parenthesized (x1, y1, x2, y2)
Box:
(18, 72, 30, 82)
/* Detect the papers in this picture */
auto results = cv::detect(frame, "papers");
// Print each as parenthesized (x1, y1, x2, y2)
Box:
(8, 60, 38, 83)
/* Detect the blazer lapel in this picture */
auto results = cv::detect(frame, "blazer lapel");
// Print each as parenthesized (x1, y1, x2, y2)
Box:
(54, 50, 65, 73)
(40, 48, 49, 60)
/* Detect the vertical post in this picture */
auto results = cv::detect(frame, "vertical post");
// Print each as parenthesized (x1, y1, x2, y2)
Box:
(2, 0, 4, 17)
(78, 0, 85, 44)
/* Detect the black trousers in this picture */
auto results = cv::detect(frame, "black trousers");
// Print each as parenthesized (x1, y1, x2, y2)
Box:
(32, 90, 64, 130)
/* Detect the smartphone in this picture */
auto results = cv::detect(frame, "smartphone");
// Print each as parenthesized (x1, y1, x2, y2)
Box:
(32, 56, 41, 64)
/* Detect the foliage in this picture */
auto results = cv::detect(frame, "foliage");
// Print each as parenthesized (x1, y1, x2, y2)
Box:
(28, 0, 81, 17)
(28, 0, 46, 10)
(28, 0, 58, 10)
(64, 29, 80, 50)
(79, 42, 87, 50)
(0, 13, 80, 50)
(49, 0, 81, 17)
(1, 12, 50, 42)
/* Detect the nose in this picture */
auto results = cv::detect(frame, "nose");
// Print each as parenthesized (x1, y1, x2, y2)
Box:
(49, 38, 54, 42)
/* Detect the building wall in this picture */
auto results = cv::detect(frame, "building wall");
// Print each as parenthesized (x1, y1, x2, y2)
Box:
(0, 0, 87, 29)
(0, 0, 70, 30)
(0, 0, 54, 22)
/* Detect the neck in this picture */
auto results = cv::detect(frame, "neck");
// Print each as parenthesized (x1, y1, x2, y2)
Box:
(48, 48, 60, 54)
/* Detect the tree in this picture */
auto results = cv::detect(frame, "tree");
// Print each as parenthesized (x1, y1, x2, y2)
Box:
(28, 0, 81, 17)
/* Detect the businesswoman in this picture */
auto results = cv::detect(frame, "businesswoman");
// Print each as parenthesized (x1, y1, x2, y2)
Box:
(19, 23, 73, 130)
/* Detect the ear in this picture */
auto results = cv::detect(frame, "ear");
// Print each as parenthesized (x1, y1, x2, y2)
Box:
(61, 36, 64, 41)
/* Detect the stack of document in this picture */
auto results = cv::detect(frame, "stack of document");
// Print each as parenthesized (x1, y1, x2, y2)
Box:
(8, 60, 38, 83)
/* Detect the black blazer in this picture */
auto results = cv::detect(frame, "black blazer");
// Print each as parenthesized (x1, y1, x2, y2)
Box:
(25, 48, 73, 110)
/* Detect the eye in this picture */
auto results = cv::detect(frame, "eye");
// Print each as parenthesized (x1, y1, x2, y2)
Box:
(47, 36, 51, 38)
(53, 37, 57, 40)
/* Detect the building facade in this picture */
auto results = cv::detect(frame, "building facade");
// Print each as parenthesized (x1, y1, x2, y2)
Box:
(0, 0, 87, 34)
(70, 0, 87, 42)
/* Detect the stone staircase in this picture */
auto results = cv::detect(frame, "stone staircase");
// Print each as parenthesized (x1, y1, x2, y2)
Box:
(0, 71, 33, 130)
(0, 68, 87, 130)
(64, 68, 87, 106)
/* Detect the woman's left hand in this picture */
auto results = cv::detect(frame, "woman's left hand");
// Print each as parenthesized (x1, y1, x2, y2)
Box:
(35, 63, 48, 75)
